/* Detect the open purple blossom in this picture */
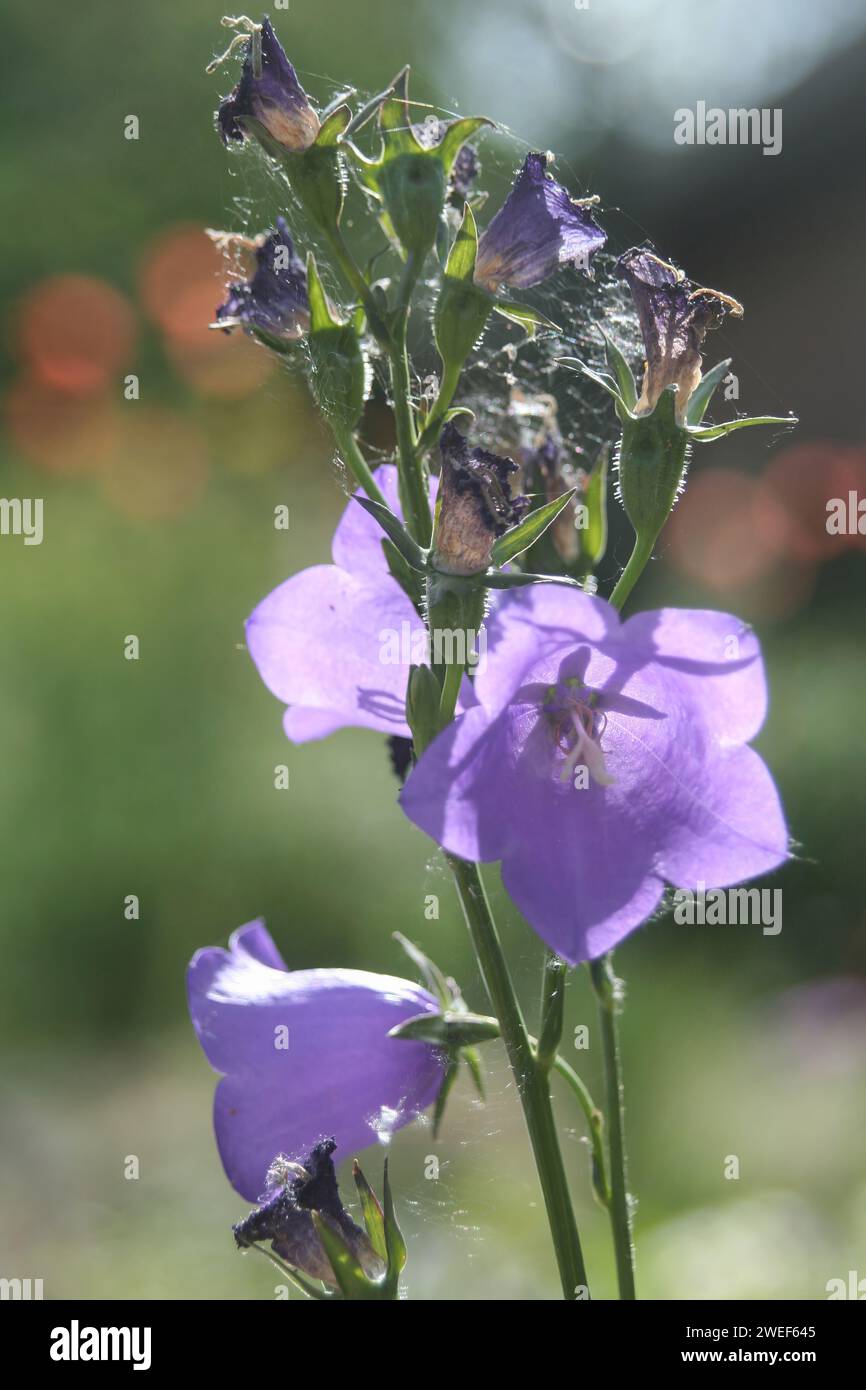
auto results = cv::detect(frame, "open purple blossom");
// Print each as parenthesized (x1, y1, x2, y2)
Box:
(433, 422, 529, 575)
(187, 921, 446, 1202)
(217, 17, 320, 151)
(247, 466, 427, 742)
(617, 247, 743, 420)
(233, 1138, 383, 1286)
(215, 217, 310, 341)
(474, 153, 606, 294)
(400, 586, 788, 965)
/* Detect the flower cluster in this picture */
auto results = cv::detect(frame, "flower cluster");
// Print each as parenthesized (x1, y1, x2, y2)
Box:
(189, 13, 795, 1299)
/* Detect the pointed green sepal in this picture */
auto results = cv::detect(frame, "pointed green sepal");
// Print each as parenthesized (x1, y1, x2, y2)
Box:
(491, 489, 578, 566)
(352, 1160, 388, 1263)
(381, 1158, 407, 1297)
(577, 444, 609, 570)
(353, 494, 427, 570)
(600, 329, 637, 413)
(311, 1213, 387, 1300)
(393, 931, 452, 1007)
(483, 569, 584, 591)
(432, 1056, 460, 1140)
(685, 357, 731, 425)
(434, 204, 493, 369)
(558, 356, 631, 420)
(389, 1010, 501, 1048)
(315, 103, 352, 147)
(494, 300, 561, 336)
(686, 413, 797, 441)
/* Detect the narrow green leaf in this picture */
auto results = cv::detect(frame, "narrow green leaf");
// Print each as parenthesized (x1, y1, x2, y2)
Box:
(491, 490, 577, 566)
(558, 357, 629, 411)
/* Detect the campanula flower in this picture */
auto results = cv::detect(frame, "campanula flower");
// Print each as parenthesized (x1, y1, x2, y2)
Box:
(214, 217, 309, 341)
(616, 247, 742, 421)
(217, 16, 320, 151)
(474, 153, 607, 294)
(433, 422, 528, 576)
(233, 1138, 383, 1286)
(400, 587, 788, 965)
(246, 466, 427, 742)
(187, 922, 446, 1202)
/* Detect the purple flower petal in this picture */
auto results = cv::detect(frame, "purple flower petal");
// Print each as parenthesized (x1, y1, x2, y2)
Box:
(475, 153, 606, 293)
(187, 921, 446, 1201)
(401, 586, 789, 963)
(246, 466, 427, 743)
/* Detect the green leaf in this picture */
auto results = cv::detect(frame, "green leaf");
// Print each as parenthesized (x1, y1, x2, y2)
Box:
(389, 1009, 501, 1047)
(491, 490, 577, 566)
(580, 445, 609, 569)
(600, 330, 637, 412)
(686, 414, 797, 441)
(352, 1161, 387, 1262)
(352, 495, 427, 570)
(493, 300, 561, 336)
(685, 357, 731, 425)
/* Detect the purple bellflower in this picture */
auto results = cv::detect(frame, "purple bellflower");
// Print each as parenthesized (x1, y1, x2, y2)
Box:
(187, 921, 446, 1203)
(217, 17, 320, 151)
(233, 1138, 384, 1287)
(617, 247, 743, 421)
(400, 586, 788, 965)
(474, 153, 607, 294)
(215, 217, 310, 341)
(246, 465, 426, 742)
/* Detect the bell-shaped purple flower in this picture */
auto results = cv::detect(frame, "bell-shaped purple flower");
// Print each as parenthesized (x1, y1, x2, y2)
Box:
(474, 153, 606, 294)
(246, 465, 427, 742)
(617, 247, 743, 420)
(400, 586, 788, 965)
(218, 17, 320, 151)
(187, 921, 446, 1202)
(215, 217, 310, 341)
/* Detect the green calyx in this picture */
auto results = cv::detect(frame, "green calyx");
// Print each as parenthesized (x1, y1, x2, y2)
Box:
(346, 67, 490, 261)
(306, 253, 367, 432)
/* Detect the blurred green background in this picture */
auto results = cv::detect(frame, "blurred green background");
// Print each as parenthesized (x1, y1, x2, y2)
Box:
(1, 0, 865, 1300)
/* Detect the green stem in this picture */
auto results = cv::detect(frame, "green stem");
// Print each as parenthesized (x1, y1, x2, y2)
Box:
(590, 953, 636, 1299)
(552, 1055, 609, 1210)
(447, 855, 590, 1300)
(537, 951, 567, 1073)
(321, 225, 392, 348)
(608, 529, 656, 613)
(330, 426, 388, 509)
(388, 298, 432, 546)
